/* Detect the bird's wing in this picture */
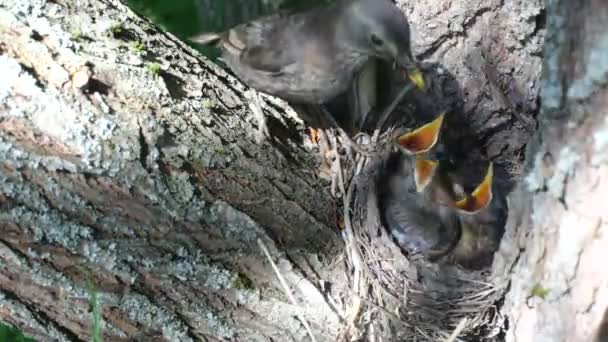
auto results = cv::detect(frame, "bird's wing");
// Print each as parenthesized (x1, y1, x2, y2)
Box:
(383, 197, 443, 253)
(228, 7, 326, 73)
(240, 45, 295, 74)
(223, 12, 311, 75)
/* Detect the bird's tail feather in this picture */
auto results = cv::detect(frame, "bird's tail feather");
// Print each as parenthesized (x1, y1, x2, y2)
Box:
(190, 32, 221, 45)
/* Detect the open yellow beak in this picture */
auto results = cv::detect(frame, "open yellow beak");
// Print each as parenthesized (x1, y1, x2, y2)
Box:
(396, 112, 445, 154)
(453, 163, 494, 214)
(414, 158, 439, 192)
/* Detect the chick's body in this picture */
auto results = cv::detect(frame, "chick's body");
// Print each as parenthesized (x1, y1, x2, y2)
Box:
(379, 153, 460, 257)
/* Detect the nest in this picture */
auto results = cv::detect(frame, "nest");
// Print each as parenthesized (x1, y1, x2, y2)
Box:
(331, 67, 511, 341)
(337, 154, 504, 341)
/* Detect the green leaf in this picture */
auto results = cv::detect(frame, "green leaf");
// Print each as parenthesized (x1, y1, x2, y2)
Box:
(530, 283, 550, 300)
(0, 321, 37, 342)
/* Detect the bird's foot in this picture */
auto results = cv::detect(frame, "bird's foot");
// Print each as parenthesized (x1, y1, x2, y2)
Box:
(315, 128, 347, 197)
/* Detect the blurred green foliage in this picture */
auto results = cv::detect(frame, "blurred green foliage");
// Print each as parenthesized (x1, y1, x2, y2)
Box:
(0, 322, 36, 342)
(125, 0, 333, 60)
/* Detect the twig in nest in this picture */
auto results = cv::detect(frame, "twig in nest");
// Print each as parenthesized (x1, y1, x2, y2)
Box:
(317, 107, 376, 156)
(257, 238, 318, 342)
(340, 159, 367, 329)
(331, 134, 347, 197)
(444, 318, 468, 342)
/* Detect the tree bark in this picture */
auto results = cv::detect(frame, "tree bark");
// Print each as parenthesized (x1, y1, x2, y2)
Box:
(494, 1, 608, 342)
(0, 1, 343, 341)
(5, 0, 594, 341)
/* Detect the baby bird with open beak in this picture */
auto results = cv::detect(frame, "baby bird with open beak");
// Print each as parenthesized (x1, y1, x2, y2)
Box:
(379, 113, 497, 263)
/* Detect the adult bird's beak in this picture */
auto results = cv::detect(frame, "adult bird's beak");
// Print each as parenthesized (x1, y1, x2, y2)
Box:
(397, 54, 425, 90)
(406, 67, 425, 91)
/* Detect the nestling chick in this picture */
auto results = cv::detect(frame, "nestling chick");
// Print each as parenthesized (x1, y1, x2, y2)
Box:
(379, 114, 459, 258)
(380, 153, 461, 258)
(379, 113, 497, 263)
(444, 163, 507, 269)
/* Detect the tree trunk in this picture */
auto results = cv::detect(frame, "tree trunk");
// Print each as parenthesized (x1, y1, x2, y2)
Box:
(494, 1, 608, 341)
(0, 1, 343, 341)
(11, 0, 608, 341)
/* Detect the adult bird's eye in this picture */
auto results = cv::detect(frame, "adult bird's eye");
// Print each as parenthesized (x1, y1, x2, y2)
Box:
(370, 34, 383, 46)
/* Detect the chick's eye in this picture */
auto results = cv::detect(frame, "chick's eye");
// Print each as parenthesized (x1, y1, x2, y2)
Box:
(370, 34, 383, 46)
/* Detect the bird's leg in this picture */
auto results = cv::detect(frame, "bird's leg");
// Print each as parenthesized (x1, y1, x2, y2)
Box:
(244, 89, 270, 144)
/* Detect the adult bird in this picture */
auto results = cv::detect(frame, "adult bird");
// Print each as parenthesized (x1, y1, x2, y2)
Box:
(191, 0, 419, 142)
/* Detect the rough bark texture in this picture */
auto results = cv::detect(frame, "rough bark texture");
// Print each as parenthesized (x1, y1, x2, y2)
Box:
(399, 0, 543, 189)
(0, 1, 344, 341)
(11, 0, 606, 341)
(493, 1, 608, 341)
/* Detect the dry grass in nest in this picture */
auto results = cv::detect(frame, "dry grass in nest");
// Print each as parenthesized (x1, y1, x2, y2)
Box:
(334, 132, 509, 342)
